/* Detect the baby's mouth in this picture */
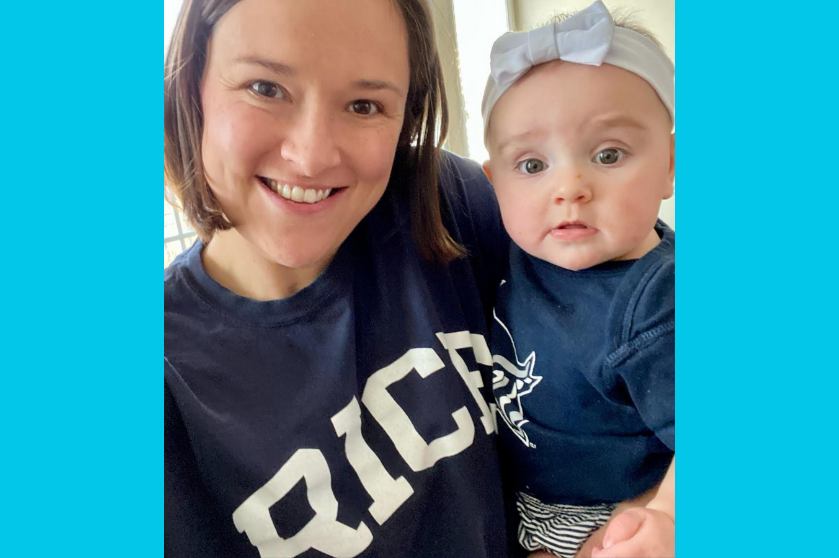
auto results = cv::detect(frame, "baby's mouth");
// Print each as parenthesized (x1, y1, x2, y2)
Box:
(556, 221, 590, 230)
(550, 220, 598, 240)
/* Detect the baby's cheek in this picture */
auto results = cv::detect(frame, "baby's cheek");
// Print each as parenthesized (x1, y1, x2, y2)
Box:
(494, 192, 518, 229)
(494, 182, 520, 213)
(499, 202, 536, 246)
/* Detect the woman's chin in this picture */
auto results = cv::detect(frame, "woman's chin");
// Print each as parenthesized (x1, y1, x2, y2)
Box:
(264, 243, 340, 274)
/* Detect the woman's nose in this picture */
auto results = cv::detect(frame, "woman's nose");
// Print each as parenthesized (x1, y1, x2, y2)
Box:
(279, 104, 341, 177)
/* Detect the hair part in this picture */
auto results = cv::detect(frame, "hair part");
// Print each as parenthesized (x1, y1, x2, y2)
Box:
(164, 0, 464, 262)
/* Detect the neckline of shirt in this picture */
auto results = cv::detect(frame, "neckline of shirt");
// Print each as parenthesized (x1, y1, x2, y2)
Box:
(176, 190, 403, 328)
(179, 234, 355, 328)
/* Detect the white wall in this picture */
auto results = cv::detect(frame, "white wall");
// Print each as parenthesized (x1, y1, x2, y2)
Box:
(507, 0, 675, 228)
(448, 0, 510, 163)
(429, 0, 470, 156)
(164, 0, 182, 56)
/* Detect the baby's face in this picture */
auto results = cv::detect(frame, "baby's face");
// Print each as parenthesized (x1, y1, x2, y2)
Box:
(485, 61, 674, 271)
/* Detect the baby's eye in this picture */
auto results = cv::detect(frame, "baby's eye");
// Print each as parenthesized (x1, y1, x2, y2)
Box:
(517, 158, 546, 175)
(594, 148, 623, 165)
(348, 100, 381, 116)
(250, 81, 284, 99)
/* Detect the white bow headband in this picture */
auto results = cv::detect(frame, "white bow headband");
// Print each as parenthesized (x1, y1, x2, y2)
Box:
(481, 1, 675, 143)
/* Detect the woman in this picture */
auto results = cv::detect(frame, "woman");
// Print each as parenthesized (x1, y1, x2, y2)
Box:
(164, 0, 510, 556)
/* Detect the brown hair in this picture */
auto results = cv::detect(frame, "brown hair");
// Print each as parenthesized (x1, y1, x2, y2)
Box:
(164, 0, 464, 262)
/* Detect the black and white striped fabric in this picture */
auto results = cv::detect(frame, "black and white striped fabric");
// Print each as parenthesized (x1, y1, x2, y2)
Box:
(516, 492, 617, 557)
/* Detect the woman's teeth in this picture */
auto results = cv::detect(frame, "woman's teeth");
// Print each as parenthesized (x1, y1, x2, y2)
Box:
(263, 178, 332, 204)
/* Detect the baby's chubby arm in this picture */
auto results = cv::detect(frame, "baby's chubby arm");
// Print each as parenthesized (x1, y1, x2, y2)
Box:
(588, 457, 675, 558)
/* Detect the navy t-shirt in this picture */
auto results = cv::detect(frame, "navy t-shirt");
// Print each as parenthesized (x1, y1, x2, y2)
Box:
(165, 153, 512, 557)
(490, 222, 675, 506)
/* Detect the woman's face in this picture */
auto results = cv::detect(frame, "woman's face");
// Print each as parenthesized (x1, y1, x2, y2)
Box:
(201, 0, 410, 272)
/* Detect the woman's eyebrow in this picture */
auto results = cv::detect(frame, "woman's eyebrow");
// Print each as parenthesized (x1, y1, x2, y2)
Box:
(234, 56, 295, 77)
(352, 79, 404, 97)
(230, 58, 402, 96)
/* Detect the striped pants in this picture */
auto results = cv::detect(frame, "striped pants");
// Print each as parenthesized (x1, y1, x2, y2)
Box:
(516, 492, 617, 558)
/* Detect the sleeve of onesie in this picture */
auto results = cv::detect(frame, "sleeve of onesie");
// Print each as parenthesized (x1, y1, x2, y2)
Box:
(604, 260, 675, 451)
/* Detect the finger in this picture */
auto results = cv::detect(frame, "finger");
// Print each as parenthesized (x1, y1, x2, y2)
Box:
(591, 537, 645, 558)
(592, 523, 675, 558)
(601, 509, 647, 548)
(593, 535, 674, 558)
(576, 522, 608, 557)
(576, 538, 596, 558)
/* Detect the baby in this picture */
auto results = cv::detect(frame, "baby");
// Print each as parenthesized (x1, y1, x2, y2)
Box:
(481, 2, 675, 557)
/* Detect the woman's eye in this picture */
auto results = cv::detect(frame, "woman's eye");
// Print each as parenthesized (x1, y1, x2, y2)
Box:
(250, 81, 283, 99)
(594, 148, 623, 165)
(517, 158, 546, 175)
(348, 100, 381, 116)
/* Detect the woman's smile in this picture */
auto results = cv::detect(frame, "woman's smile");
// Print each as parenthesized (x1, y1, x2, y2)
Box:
(256, 175, 348, 215)
(257, 176, 341, 204)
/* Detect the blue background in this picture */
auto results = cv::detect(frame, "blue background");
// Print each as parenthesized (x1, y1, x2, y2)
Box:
(1, 1, 157, 556)
(678, 0, 837, 556)
(1, 0, 836, 556)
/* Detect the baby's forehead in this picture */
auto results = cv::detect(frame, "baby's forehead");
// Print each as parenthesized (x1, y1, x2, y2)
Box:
(517, 61, 661, 103)
(488, 62, 671, 144)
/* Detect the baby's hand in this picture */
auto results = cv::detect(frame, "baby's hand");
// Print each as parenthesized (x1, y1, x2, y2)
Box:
(590, 507, 674, 558)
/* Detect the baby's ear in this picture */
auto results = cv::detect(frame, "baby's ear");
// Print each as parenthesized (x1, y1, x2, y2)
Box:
(668, 133, 675, 185)
(482, 162, 493, 182)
